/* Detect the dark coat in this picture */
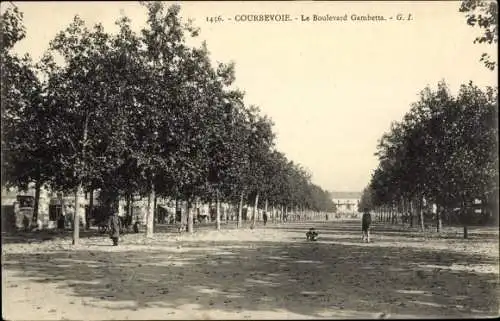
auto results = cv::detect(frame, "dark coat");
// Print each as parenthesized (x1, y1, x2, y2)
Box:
(108, 214, 121, 238)
(362, 213, 372, 229)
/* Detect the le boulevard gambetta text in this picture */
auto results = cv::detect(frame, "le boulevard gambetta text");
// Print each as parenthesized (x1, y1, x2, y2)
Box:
(205, 13, 413, 23)
(303, 13, 413, 22)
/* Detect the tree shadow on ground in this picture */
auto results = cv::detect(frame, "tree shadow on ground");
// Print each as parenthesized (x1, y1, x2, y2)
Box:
(1, 229, 111, 245)
(3, 230, 498, 318)
(153, 221, 255, 233)
(1, 220, 270, 246)
(276, 221, 499, 241)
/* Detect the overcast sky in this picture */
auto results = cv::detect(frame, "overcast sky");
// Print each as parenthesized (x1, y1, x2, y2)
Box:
(5, 1, 497, 192)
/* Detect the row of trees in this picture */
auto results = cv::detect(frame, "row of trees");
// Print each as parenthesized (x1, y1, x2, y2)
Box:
(1, 3, 335, 244)
(358, 81, 498, 236)
(359, 1, 498, 237)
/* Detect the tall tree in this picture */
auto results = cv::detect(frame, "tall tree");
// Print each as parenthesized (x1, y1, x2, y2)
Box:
(1, 5, 53, 224)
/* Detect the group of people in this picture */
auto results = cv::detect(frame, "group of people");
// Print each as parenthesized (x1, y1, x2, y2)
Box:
(107, 208, 374, 247)
(306, 208, 372, 243)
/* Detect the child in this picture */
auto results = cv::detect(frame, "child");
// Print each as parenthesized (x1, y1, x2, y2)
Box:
(362, 208, 372, 243)
(133, 221, 140, 233)
(306, 227, 319, 241)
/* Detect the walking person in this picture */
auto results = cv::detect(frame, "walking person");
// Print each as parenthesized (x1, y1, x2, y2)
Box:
(361, 207, 372, 243)
(108, 211, 122, 246)
(263, 211, 268, 226)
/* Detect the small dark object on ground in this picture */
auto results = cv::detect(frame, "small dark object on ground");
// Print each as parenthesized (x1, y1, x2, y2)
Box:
(306, 227, 319, 241)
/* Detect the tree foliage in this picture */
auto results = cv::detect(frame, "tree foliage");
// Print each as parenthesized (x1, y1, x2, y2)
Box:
(366, 81, 498, 226)
(460, 0, 498, 70)
(1, 3, 335, 239)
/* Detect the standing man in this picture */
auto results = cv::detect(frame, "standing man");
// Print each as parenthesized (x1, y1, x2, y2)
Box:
(263, 211, 268, 226)
(362, 207, 372, 243)
(108, 211, 121, 246)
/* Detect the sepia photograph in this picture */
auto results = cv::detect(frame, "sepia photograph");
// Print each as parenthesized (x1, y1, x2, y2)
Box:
(1, 0, 498, 319)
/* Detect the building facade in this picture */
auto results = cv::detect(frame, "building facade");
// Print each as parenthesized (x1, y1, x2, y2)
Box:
(331, 191, 362, 217)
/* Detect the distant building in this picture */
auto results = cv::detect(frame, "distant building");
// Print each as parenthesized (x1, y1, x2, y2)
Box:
(1, 185, 90, 230)
(331, 191, 361, 215)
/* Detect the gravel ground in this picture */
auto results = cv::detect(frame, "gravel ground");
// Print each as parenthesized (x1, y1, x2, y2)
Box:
(2, 220, 499, 320)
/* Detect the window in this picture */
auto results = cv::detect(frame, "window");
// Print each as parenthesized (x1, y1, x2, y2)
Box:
(17, 196, 34, 208)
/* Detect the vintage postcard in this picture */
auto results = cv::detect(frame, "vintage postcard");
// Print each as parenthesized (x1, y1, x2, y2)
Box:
(1, 1, 498, 319)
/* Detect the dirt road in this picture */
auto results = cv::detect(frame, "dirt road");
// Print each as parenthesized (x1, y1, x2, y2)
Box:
(2, 220, 499, 319)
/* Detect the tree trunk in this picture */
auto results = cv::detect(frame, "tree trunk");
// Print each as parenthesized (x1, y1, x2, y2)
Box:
(237, 191, 244, 228)
(436, 204, 442, 233)
(181, 201, 187, 226)
(251, 192, 259, 228)
(88, 188, 94, 230)
(153, 194, 158, 232)
(147, 192, 152, 234)
(208, 199, 213, 223)
(409, 199, 414, 228)
(187, 200, 193, 233)
(419, 196, 425, 232)
(223, 201, 228, 224)
(124, 194, 129, 230)
(401, 198, 406, 225)
(33, 179, 41, 223)
(72, 185, 81, 245)
(146, 178, 155, 238)
(401, 198, 405, 224)
(463, 199, 471, 239)
(264, 199, 268, 222)
(126, 193, 132, 227)
(73, 113, 89, 245)
(175, 199, 179, 224)
(216, 189, 221, 231)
